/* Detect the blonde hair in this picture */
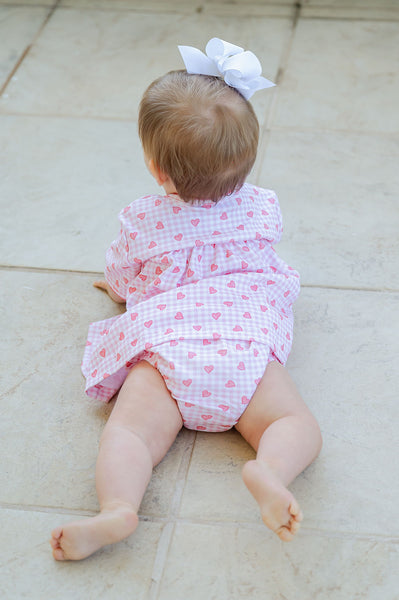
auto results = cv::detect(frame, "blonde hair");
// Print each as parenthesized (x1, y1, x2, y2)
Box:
(138, 70, 259, 202)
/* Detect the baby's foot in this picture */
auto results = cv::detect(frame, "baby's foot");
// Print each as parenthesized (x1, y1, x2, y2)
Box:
(50, 504, 138, 561)
(242, 460, 303, 541)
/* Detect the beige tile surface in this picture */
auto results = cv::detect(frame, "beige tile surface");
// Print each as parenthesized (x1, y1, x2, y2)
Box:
(256, 130, 399, 289)
(159, 523, 399, 600)
(0, 5, 49, 87)
(0, 0, 397, 596)
(181, 288, 399, 535)
(273, 19, 399, 133)
(0, 8, 288, 121)
(0, 269, 194, 517)
(0, 508, 163, 599)
(0, 115, 155, 271)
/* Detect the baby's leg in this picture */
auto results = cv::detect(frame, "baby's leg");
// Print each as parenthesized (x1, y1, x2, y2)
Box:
(50, 361, 183, 560)
(235, 361, 322, 541)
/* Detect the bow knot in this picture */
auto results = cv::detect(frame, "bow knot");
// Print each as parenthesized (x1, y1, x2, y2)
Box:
(178, 38, 275, 100)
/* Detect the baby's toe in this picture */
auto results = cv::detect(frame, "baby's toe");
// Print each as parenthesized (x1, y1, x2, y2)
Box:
(52, 547, 67, 561)
(277, 527, 295, 542)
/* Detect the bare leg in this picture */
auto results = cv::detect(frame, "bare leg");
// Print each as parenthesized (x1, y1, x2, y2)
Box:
(235, 361, 322, 541)
(50, 361, 183, 560)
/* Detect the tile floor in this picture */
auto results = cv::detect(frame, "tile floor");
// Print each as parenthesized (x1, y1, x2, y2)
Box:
(0, 0, 398, 598)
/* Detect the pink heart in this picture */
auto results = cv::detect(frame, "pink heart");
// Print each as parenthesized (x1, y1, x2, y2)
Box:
(260, 305, 268, 312)
(185, 401, 195, 407)
(203, 339, 211, 345)
(172, 266, 180, 273)
(241, 395, 250, 404)
(202, 390, 211, 397)
(261, 328, 268, 335)
(156, 221, 164, 229)
(191, 218, 200, 227)
(165, 328, 174, 334)
(212, 312, 221, 320)
(220, 212, 228, 220)
(237, 224, 244, 230)
(131, 338, 138, 346)
(209, 287, 217, 294)
(177, 292, 185, 299)
(119, 332, 125, 340)
(129, 232, 138, 240)
(225, 380, 236, 388)
(175, 312, 184, 320)
(99, 348, 106, 357)
(250, 285, 258, 291)
(173, 206, 181, 214)
(210, 264, 218, 271)
(148, 241, 157, 249)
(237, 361, 245, 370)
(243, 312, 252, 319)
(224, 301, 233, 307)
(218, 349, 227, 356)
(193, 325, 202, 331)
(188, 352, 196, 359)
(227, 280, 236, 288)
(225, 249, 233, 258)
(233, 325, 243, 332)
(218, 404, 230, 412)
(91, 369, 97, 377)
(174, 233, 183, 241)
(242, 261, 248, 269)
(236, 197, 242, 205)
(195, 240, 204, 247)
(267, 280, 276, 286)
(213, 332, 221, 340)
(170, 340, 178, 346)
(204, 365, 214, 374)
(247, 211, 253, 218)
(284, 290, 290, 297)
(137, 212, 145, 220)
(144, 320, 153, 328)
(157, 304, 166, 310)
(187, 269, 194, 277)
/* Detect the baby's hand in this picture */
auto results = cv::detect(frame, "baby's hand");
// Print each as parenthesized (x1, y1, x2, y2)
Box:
(93, 280, 125, 304)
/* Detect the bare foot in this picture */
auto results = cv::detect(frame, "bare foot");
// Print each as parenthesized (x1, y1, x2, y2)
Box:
(50, 505, 138, 561)
(242, 460, 303, 541)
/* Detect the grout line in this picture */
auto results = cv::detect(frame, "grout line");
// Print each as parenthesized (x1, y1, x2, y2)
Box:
(1, 502, 398, 545)
(255, 2, 301, 183)
(1, 264, 397, 294)
(148, 431, 197, 599)
(0, 1, 62, 98)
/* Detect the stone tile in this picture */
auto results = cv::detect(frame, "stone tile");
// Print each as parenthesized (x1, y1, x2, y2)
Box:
(301, 6, 399, 20)
(0, 508, 162, 598)
(0, 6, 49, 88)
(180, 288, 399, 536)
(0, 115, 154, 271)
(273, 19, 399, 133)
(255, 129, 399, 289)
(159, 523, 399, 600)
(0, 269, 193, 516)
(0, 7, 288, 121)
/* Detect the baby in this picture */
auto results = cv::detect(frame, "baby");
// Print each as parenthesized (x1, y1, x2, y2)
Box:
(51, 39, 322, 561)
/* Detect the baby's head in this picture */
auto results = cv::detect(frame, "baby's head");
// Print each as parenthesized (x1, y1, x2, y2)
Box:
(138, 70, 259, 202)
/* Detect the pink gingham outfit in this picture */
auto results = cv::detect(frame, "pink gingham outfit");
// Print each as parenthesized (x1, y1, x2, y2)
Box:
(82, 183, 300, 432)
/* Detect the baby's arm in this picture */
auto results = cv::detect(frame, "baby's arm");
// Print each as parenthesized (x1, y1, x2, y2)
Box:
(93, 280, 125, 304)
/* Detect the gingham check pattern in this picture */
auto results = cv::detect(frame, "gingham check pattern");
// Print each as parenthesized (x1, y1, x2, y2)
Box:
(82, 183, 300, 424)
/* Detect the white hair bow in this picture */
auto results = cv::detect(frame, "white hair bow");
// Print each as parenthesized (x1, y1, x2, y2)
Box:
(178, 38, 275, 100)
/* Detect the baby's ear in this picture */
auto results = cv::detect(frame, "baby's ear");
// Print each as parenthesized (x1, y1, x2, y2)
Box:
(148, 159, 169, 186)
